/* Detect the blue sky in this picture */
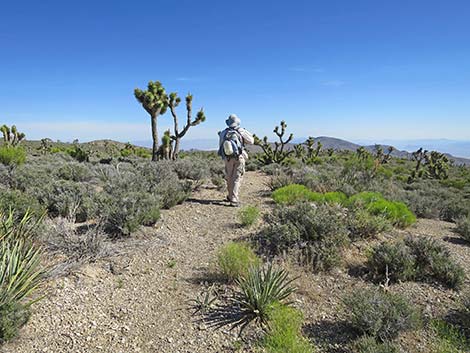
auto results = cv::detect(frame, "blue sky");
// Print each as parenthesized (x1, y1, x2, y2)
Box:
(1, 0, 470, 144)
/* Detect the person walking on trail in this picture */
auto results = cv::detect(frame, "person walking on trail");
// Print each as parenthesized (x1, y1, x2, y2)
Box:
(218, 114, 254, 207)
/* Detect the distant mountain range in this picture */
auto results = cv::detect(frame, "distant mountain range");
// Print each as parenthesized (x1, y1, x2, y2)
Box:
(133, 136, 470, 165)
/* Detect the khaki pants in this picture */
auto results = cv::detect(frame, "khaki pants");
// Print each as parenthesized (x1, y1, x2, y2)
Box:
(224, 157, 245, 203)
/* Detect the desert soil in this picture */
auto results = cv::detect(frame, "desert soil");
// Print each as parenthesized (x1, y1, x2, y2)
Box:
(2, 171, 469, 353)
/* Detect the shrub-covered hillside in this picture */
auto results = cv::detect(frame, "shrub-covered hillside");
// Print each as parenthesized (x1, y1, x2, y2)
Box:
(1, 126, 470, 352)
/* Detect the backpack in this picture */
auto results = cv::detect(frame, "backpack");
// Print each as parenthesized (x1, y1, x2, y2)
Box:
(219, 128, 244, 159)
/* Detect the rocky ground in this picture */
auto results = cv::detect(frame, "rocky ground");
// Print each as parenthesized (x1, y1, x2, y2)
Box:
(2, 171, 469, 353)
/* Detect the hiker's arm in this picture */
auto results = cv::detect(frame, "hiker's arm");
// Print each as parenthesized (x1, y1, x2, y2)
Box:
(240, 129, 254, 145)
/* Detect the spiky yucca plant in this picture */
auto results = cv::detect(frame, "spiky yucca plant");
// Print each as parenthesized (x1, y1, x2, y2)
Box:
(0, 210, 43, 242)
(0, 239, 44, 309)
(232, 263, 297, 334)
(0, 209, 45, 342)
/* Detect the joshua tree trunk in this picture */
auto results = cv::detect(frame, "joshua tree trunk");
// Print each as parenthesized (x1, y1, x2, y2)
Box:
(151, 113, 159, 161)
(173, 138, 181, 160)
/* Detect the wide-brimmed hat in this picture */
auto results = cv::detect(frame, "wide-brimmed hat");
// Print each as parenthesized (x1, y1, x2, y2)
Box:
(226, 114, 241, 128)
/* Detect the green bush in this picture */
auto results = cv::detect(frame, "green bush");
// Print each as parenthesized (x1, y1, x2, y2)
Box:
(344, 287, 421, 341)
(263, 303, 315, 353)
(272, 185, 348, 206)
(323, 191, 348, 205)
(272, 184, 317, 205)
(366, 199, 416, 228)
(348, 192, 384, 208)
(232, 264, 297, 333)
(238, 205, 260, 227)
(353, 336, 400, 353)
(367, 237, 465, 289)
(348, 192, 416, 228)
(0, 146, 26, 166)
(455, 216, 470, 242)
(216, 242, 260, 281)
(260, 203, 349, 272)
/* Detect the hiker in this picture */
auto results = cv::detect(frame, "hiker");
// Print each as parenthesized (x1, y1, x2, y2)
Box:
(218, 114, 254, 207)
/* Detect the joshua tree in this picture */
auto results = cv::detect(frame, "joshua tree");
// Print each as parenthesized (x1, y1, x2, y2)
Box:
(1, 125, 25, 146)
(160, 130, 173, 160)
(167, 92, 206, 159)
(305, 137, 316, 159)
(373, 145, 394, 172)
(134, 81, 169, 161)
(409, 148, 428, 181)
(314, 141, 323, 157)
(294, 144, 305, 158)
(254, 120, 294, 164)
(356, 146, 370, 161)
(38, 138, 53, 154)
(426, 151, 450, 180)
(409, 148, 450, 182)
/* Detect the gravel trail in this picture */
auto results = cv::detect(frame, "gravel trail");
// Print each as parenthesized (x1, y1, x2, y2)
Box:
(2, 171, 270, 353)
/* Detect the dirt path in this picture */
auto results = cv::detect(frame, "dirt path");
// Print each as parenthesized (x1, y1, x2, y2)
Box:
(2, 171, 270, 353)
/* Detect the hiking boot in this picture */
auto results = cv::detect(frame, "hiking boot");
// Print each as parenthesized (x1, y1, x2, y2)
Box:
(230, 201, 241, 208)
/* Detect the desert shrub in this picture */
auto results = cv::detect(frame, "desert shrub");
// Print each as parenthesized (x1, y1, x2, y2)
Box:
(263, 303, 314, 353)
(0, 189, 45, 219)
(368, 237, 465, 289)
(430, 319, 470, 353)
(405, 237, 465, 289)
(344, 287, 421, 342)
(455, 216, 470, 242)
(0, 146, 26, 166)
(65, 145, 89, 162)
(261, 163, 284, 176)
(353, 336, 400, 353)
(41, 218, 108, 262)
(56, 162, 92, 182)
(462, 294, 470, 330)
(367, 239, 417, 282)
(439, 199, 470, 222)
(245, 157, 262, 172)
(259, 203, 349, 272)
(139, 162, 191, 208)
(267, 171, 296, 191)
(238, 205, 260, 227)
(97, 191, 160, 236)
(347, 209, 391, 240)
(232, 264, 297, 333)
(0, 302, 31, 343)
(272, 184, 318, 204)
(173, 158, 210, 182)
(216, 242, 260, 281)
(38, 180, 96, 222)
